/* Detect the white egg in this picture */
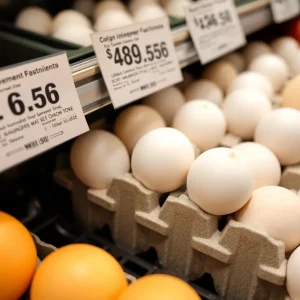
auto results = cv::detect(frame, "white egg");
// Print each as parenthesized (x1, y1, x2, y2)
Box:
(223, 89, 272, 140)
(73, 0, 95, 18)
(249, 54, 289, 92)
(223, 52, 246, 73)
(287, 246, 300, 300)
(114, 105, 166, 154)
(184, 79, 223, 106)
(242, 41, 272, 65)
(143, 87, 185, 126)
(286, 50, 300, 76)
(94, 0, 127, 20)
(187, 147, 254, 215)
(95, 10, 133, 32)
(53, 24, 94, 47)
(233, 142, 281, 189)
(202, 60, 237, 93)
(172, 100, 226, 151)
(176, 71, 194, 92)
(70, 130, 130, 189)
(129, 0, 159, 14)
(162, 0, 190, 18)
(227, 71, 273, 98)
(132, 3, 166, 22)
(16, 6, 52, 35)
(235, 186, 300, 252)
(52, 10, 92, 33)
(132, 128, 195, 193)
(271, 36, 298, 63)
(255, 108, 300, 166)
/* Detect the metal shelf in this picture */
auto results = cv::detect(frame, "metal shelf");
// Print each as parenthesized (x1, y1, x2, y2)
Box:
(73, 0, 272, 115)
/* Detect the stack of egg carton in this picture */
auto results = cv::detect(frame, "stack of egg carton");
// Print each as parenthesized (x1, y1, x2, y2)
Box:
(54, 153, 300, 300)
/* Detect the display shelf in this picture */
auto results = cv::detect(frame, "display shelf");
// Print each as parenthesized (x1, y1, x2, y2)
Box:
(74, 0, 273, 115)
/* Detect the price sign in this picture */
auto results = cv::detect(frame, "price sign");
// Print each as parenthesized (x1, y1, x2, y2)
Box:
(270, 0, 300, 23)
(91, 17, 183, 108)
(0, 53, 89, 173)
(185, 0, 246, 64)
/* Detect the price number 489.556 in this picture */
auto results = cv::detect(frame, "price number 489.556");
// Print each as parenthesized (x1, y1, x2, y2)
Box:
(8, 83, 59, 116)
(106, 42, 169, 66)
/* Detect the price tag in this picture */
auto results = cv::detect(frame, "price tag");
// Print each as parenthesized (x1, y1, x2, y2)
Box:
(91, 17, 183, 108)
(185, 0, 246, 64)
(270, 0, 300, 23)
(0, 53, 89, 173)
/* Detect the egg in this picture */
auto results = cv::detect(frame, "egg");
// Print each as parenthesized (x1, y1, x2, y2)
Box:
(176, 71, 194, 91)
(232, 142, 281, 189)
(172, 100, 226, 151)
(162, 0, 191, 18)
(73, 0, 95, 18)
(143, 87, 185, 126)
(114, 105, 166, 154)
(271, 36, 298, 63)
(202, 60, 237, 93)
(223, 89, 272, 140)
(52, 10, 92, 33)
(249, 54, 289, 92)
(16, 6, 52, 34)
(187, 148, 254, 215)
(70, 130, 130, 189)
(223, 52, 246, 73)
(255, 108, 300, 165)
(0, 211, 37, 300)
(95, 10, 133, 32)
(94, 0, 127, 20)
(30, 244, 127, 300)
(119, 274, 201, 300)
(235, 186, 300, 252)
(184, 79, 223, 106)
(287, 246, 300, 300)
(131, 128, 195, 193)
(227, 71, 273, 98)
(53, 24, 94, 47)
(242, 41, 272, 65)
(131, 2, 166, 22)
(281, 74, 300, 109)
(287, 50, 300, 76)
(129, 0, 159, 14)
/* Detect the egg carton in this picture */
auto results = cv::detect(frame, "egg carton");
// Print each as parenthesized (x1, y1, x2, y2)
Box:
(54, 169, 291, 300)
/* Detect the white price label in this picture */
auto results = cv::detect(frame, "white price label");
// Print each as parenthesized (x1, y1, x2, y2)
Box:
(270, 0, 300, 23)
(185, 0, 246, 64)
(0, 53, 89, 173)
(91, 17, 183, 108)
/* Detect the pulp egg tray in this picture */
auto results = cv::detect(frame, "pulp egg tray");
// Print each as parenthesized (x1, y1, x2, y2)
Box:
(18, 206, 215, 300)
(53, 165, 300, 300)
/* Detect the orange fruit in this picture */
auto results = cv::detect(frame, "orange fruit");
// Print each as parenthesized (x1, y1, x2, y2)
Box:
(118, 274, 201, 300)
(0, 211, 37, 300)
(30, 244, 128, 300)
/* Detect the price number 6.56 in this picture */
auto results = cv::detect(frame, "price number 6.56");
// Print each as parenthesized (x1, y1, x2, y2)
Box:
(8, 83, 59, 116)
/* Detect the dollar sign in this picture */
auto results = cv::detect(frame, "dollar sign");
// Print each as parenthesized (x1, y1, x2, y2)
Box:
(106, 48, 112, 59)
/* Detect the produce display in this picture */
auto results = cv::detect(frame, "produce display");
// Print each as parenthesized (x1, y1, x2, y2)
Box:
(3, 1, 300, 299)
(63, 34, 300, 299)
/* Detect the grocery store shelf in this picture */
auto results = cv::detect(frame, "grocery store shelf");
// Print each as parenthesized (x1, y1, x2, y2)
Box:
(74, 0, 273, 115)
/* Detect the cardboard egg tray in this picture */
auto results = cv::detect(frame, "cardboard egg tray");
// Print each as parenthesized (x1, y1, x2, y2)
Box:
(53, 168, 300, 300)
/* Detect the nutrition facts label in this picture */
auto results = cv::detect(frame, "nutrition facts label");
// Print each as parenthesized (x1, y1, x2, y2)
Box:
(91, 17, 183, 108)
(0, 53, 89, 172)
